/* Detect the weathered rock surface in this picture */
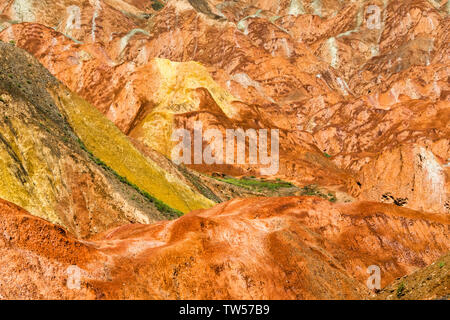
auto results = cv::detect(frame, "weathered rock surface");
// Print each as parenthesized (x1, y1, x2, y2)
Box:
(0, 0, 448, 300)
(375, 254, 449, 300)
(1, 0, 448, 213)
(1, 197, 448, 299)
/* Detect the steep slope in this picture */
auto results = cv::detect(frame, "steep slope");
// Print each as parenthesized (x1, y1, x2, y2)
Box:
(0, 199, 102, 299)
(0, 196, 448, 299)
(51, 86, 215, 214)
(375, 254, 449, 300)
(0, 22, 353, 190)
(0, 41, 213, 238)
(0, 0, 149, 43)
(1, 0, 448, 214)
(0, 0, 448, 301)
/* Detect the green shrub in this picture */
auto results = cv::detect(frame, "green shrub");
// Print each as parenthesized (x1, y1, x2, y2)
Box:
(216, 176, 294, 191)
(151, 0, 165, 11)
(301, 185, 337, 202)
(396, 282, 406, 297)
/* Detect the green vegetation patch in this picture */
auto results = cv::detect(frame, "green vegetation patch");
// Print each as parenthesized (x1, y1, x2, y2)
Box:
(151, 0, 165, 11)
(300, 184, 337, 203)
(215, 176, 294, 191)
(396, 282, 406, 298)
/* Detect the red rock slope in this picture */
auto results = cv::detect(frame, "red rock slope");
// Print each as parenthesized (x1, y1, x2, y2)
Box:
(1, 197, 448, 299)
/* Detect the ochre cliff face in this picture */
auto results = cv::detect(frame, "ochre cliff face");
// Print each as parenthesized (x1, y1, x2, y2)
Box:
(0, 197, 448, 299)
(358, 144, 449, 214)
(1, 0, 448, 213)
(375, 253, 450, 300)
(0, 42, 214, 238)
(0, 0, 448, 300)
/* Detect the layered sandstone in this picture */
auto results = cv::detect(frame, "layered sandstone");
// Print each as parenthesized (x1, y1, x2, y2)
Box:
(1, 0, 448, 213)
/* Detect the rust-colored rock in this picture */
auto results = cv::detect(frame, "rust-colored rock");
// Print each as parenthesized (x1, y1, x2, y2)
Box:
(0, 197, 448, 299)
(1, 0, 448, 214)
(0, 0, 449, 300)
